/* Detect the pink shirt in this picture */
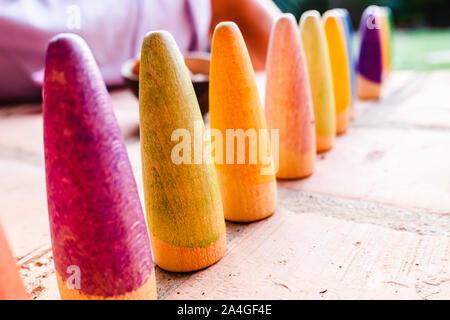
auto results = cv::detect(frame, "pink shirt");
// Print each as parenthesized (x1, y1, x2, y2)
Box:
(0, 0, 211, 103)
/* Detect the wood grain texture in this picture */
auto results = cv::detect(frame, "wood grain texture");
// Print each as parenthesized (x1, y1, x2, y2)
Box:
(299, 11, 336, 152)
(265, 14, 316, 179)
(323, 11, 351, 135)
(168, 188, 450, 300)
(210, 22, 277, 222)
(3, 71, 450, 300)
(139, 31, 226, 272)
(43, 34, 155, 299)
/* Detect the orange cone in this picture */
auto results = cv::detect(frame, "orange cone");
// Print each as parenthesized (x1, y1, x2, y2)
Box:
(323, 10, 351, 135)
(210, 22, 277, 222)
(379, 7, 392, 79)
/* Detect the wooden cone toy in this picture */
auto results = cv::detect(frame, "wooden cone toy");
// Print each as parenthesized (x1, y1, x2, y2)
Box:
(357, 6, 383, 101)
(323, 10, 351, 135)
(265, 14, 316, 179)
(0, 222, 28, 300)
(210, 22, 277, 222)
(299, 10, 336, 152)
(386, 6, 394, 60)
(336, 8, 356, 111)
(43, 34, 156, 300)
(380, 7, 392, 78)
(139, 31, 226, 272)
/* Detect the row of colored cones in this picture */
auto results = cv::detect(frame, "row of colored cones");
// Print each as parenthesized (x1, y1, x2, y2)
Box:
(0, 6, 393, 300)
(267, 5, 393, 176)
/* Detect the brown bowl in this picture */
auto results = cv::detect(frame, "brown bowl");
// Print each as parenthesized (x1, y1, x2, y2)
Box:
(121, 52, 210, 115)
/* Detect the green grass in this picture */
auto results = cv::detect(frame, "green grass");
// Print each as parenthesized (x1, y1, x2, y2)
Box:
(353, 28, 450, 71)
(391, 29, 450, 71)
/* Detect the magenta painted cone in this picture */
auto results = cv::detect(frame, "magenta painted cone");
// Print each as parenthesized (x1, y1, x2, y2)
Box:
(43, 34, 156, 300)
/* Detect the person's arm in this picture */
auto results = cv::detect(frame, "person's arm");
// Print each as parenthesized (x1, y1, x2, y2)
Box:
(0, 0, 204, 103)
(0, 0, 144, 103)
(210, 0, 281, 71)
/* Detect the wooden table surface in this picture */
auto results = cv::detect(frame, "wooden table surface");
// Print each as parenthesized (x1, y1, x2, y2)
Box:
(1, 71, 449, 300)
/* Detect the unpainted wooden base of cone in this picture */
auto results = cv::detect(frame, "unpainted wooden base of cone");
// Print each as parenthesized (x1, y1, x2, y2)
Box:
(56, 270, 157, 300)
(357, 74, 382, 101)
(336, 108, 351, 135)
(217, 174, 277, 222)
(276, 150, 315, 180)
(151, 233, 227, 273)
(316, 135, 334, 153)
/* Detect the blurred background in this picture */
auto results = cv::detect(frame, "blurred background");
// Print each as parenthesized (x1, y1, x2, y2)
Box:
(274, 0, 450, 71)
(1, 0, 449, 105)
